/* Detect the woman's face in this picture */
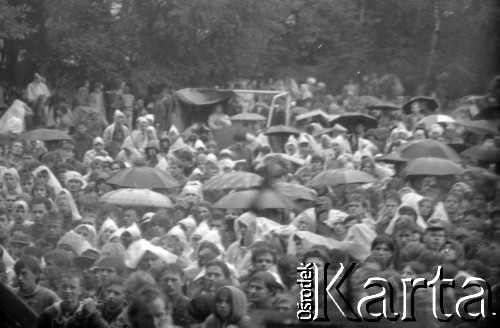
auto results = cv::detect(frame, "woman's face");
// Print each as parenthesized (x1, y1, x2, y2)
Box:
(76, 227, 90, 240)
(463, 174, 476, 189)
(92, 164, 103, 174)
(419, 201, 433, 217)
(33, 185, 47, 198)
(372, 243, 393, 263)
(4, 173, 17, 190)
(445, 195, 460, 214)
(11, 142, 23, 155)
(101, 227, 116, 244)
(398, 209, 416, 222)
(183, 192, 198, 205)
(58, 196, 71, 214)
(332, 221, 346, 236)
(146, 129, 155, 139)
(297, 219, 311, 232)
(37, 171, 49, 184)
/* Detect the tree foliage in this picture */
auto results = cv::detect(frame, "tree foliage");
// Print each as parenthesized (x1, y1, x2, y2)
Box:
(0, 0, 498, 99)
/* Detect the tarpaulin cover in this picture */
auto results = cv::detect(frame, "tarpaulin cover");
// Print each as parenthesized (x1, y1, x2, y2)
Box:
(174, 88, 234, 106)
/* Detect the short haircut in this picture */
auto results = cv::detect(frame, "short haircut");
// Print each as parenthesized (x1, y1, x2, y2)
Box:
(371, 235, 396, 252)
(42, 211, 63, 225)
(108, 276, 126, 288)
(43, 249, 73, 268)
(248, 271, 281, 294)
(384, 190, 401, 205)
(31, 197, 52, 211)
(205, 260, 231, 280)
(14, 256, 42, 278)
(60, 268, 83, 286)
(277, 255, 300, 273)
(251, 246, 277, 265)
(124, 271, 157, 295)
(177, 149, 194, 161)
(151, 263, 185, 283)
(197, 201, 213, 212)
(128, 287, 165, 321)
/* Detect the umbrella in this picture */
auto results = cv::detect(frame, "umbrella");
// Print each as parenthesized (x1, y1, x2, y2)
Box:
(257, 152, 305, 167)
(20, 128, 72, 141)
(473, 105, 500, 121)
(358, 95, 381, 107)
(295, 109, 331, 124)
(366, 100, 400, 111)
(375, 153, 408, 165)
(264, 125, 300, 136)
(202, 172, 263, 190)
(446, 143, 470, 154)
(402, 96, 439, 114)
(459, 120, 500, 136)
(461, 145, 500, 163)
(403, 157, 464, 176)
(396, 139, 462, 162)
(415, 115, 456, 130)
(309, 169, 377, 187)
(230, 113, 266, 121)
(273, 182, 317, 201)
(106, 167, 180, 189)
(329, 113, 377, 131)
(214, 189, 295, 209)
(100, 188, 173, 207)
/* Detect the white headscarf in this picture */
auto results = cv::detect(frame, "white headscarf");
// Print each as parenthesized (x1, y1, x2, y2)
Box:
(55, 189, 81, 221)
(32, 165, 63, 195)
(124, 239, 178, 269)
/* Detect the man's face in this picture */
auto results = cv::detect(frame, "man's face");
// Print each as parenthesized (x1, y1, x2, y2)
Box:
(138, 251, 158, 271)
(311, 160, 322, 171)
(394, 229, 413, 248)
(32, 203, 47, 222)
(445, 196, 460, 214)
(347, 201, 363, 217)
(424, 230, 446, 251)
(0, 214, 9, 230)
(106, 284, 125, 309)
(255, 253, 274, 272)
(45, 221, 62, 239)
(17, 268, 38, 294)
(22, 154, 33, 165)
(11, 142, 23, 155)
(132, 297, 168, 328)
(160, 271, 183, 297)
(123, 209, 138, 227)
(60, 277, 81, 307)
(384, 199, 398, 218)
(4, 174, 17, 190)
(183, 192, 198, 205)
(248, 279, 271, 304)
(198, 206, 211, 221)
(399, 208, 415, 222)
(111, 164, 121, 174)
(21, 179, 34, 194)
(205, 265, 225, 291)
(14, 205, 26, 223)
(94, 142, 103, 152)
(100, 267, 117, 287)
(198, 247, 218, 267)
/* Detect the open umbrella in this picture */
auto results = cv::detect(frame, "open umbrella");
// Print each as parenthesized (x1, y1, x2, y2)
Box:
(446, 143, 470, 154)
(20, 128, 72, 141)
(415, 115, 456, 130)
(202, 172, 263, 190)
(403, 157, 464, 176)
(100, 188, 173, 207)
(273, 182, 317, 201)
(291, 106, 308, 116)
(375, 153, 408, 165)
(329, 113, 377, 131)
(309, 169, 377, 187)
(473, 105, 500, 121)
(396, 139, 461, 162)
(459, 120, 500, 136)
(230, 113, 266, 121)
(402, 96, 439, 114)
(461, 145, 500, 163)
(264, 125, 300, 136)
(106, 167, 180, 189)
(214, 189, 295, 209)
(358, 95, 381, 107)
(295, 109, 332, 125)
(366, 100, 400, 111)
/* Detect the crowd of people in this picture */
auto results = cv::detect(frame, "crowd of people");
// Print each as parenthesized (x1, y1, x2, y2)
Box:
(0, 72, 499, 328)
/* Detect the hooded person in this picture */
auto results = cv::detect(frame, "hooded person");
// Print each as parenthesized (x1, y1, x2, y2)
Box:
(178, 217, 197, 240)
(188, 221, 211, 261)
(55, 189, 81, 230)
(7, 200, 32, 236)
(57, 230, 93, 256)
(116, 136, 142, 166)
(179, 181, 204, 208)
(161, 225, 193, 269)
(124, 238, 177, 271)
(203, 285, 251, 328)
(98, 218, 119, 248)
(2, 167, 23, 194)
(32, 165, 63, 195)
(284, 135, 299, 157)
(385, 192, 430, 235)
(0, 99, 33, 134)
(102, 110, 130, 145)
(74, 223, 98, 248)
(226, 212, 257, 271)
(140, 126, 159, 152)
(169, 125, 180, 143)
(83, 136, 109, 167)
(291, 208, 317, 233)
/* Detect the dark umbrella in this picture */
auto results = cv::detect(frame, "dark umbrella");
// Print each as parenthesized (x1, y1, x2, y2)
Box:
(273, 182, 318, 201)
(461, 145, 500, 163)
(366, 100, 400, 111)
(309, 169, 377, 187)
(329, 113, 377, 131)
(375, 153, 408, 165)
(20, 128, 73, 141)
(402, 97, 439, 115)
(447, 143, 470, 154)
(106, 167, 180, 189)
(459, 120, 500, 136)
(396, 139, 461, 162)
(473, 105, 500, 121)
(214, 189, 296, 209)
